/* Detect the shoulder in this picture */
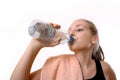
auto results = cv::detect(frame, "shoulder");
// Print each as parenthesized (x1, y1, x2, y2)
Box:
(41, 54, 75, 72)
(100, 61, 117, 80)
(43, 54, 74, 65)
(46, 54, 74, 63)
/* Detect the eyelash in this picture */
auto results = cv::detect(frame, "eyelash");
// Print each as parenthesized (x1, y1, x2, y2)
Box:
(68, 29, 83, 33)
(77, 29, 83, 32)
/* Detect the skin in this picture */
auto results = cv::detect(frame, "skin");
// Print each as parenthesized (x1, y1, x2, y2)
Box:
(10, 20, 116, 80)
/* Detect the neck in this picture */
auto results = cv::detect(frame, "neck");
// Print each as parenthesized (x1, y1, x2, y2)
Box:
(74, 49, 93, 69)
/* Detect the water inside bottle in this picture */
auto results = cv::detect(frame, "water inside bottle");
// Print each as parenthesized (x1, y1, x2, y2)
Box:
(54, 30, 74, 44)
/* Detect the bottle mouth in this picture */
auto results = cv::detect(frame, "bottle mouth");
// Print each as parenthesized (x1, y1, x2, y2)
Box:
(68, 36, 74, 43)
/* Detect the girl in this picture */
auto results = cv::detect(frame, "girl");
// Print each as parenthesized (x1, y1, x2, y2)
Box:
(10, 19, 116, 80)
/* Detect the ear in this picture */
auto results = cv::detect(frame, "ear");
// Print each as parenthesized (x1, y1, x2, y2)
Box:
(92, 35, 99, 44)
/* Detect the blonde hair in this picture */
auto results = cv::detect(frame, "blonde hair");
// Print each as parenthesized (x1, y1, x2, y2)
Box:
(79, 19, 104, 61)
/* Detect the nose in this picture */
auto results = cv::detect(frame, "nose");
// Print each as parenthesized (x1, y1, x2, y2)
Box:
(69, 30, 77, 40)
(69, 30, 75, 36)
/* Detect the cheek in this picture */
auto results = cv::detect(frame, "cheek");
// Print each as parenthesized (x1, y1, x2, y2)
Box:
(77, 35, 92, 46)
(68, 34, 92, 50)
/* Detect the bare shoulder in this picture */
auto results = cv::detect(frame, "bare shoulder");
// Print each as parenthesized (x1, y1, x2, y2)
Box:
(100, 61, 117, 80)
(42, 54, 73, 66)
(30, 54, 73, 80)
(46, 54, 74, 63)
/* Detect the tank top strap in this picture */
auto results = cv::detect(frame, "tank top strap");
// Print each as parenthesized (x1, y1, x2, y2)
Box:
(95, 60, 106, 80)
(87, 60, 106, 80)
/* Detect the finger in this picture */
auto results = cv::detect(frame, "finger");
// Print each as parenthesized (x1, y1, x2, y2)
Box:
(49, 23, 61, 29)
(53, 24, 61, 29)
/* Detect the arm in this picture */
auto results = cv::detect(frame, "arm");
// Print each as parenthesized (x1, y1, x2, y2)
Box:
(10, 38, 60, 80)
(10, 39, 43, 80)
(101, 61, 117, 80)
(107, 64, 117, 80)
(10, 39, 59, 80)
(10, 23, 61, 80)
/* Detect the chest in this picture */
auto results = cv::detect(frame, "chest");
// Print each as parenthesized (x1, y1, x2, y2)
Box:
(82, 63, 96, 79)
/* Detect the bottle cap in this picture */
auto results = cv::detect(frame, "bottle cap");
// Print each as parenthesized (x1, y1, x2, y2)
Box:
(68, 36, 74, 43)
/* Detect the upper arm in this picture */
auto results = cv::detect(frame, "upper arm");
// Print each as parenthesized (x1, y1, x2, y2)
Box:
(107, 65, 117, 80)
(29, 56, 58, 80)
(29, 69, 41, 80)
(101, 61, 117, 80)
(29, 56, 61, 80)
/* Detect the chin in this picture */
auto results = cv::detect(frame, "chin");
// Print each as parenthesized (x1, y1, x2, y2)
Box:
(68, 41, 80, 51)
(68, 44, 76, 51)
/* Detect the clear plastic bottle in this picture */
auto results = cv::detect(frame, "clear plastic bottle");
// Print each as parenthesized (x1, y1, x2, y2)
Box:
(28, 20, 74, 45)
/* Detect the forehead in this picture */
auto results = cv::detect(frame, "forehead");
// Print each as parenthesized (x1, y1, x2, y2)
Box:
(69, 20, 88, 29)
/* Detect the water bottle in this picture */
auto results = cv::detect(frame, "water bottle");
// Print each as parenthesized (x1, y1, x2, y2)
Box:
(28, 20, 74, 45)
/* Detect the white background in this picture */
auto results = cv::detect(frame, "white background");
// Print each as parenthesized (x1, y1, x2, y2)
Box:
(0, 0, 120, 79)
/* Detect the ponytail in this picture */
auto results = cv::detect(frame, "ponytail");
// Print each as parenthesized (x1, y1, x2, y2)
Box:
(92, 45, 105, 61)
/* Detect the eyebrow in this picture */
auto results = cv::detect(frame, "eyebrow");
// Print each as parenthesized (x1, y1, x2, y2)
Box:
(68, 24, 86, 31)
(76, 25, 85, 29)
(76, 24, 89, 30)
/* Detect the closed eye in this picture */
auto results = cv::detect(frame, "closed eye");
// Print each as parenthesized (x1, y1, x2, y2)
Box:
(77, 29, 83, 32)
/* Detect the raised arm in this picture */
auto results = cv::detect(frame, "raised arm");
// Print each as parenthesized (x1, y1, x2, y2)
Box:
(10, 38, 61, 80)
(10, 39, 44, 80)
(10, 23, 61, 80)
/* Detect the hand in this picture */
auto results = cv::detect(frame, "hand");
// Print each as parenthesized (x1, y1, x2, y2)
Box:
(32, 23, 61, 47)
